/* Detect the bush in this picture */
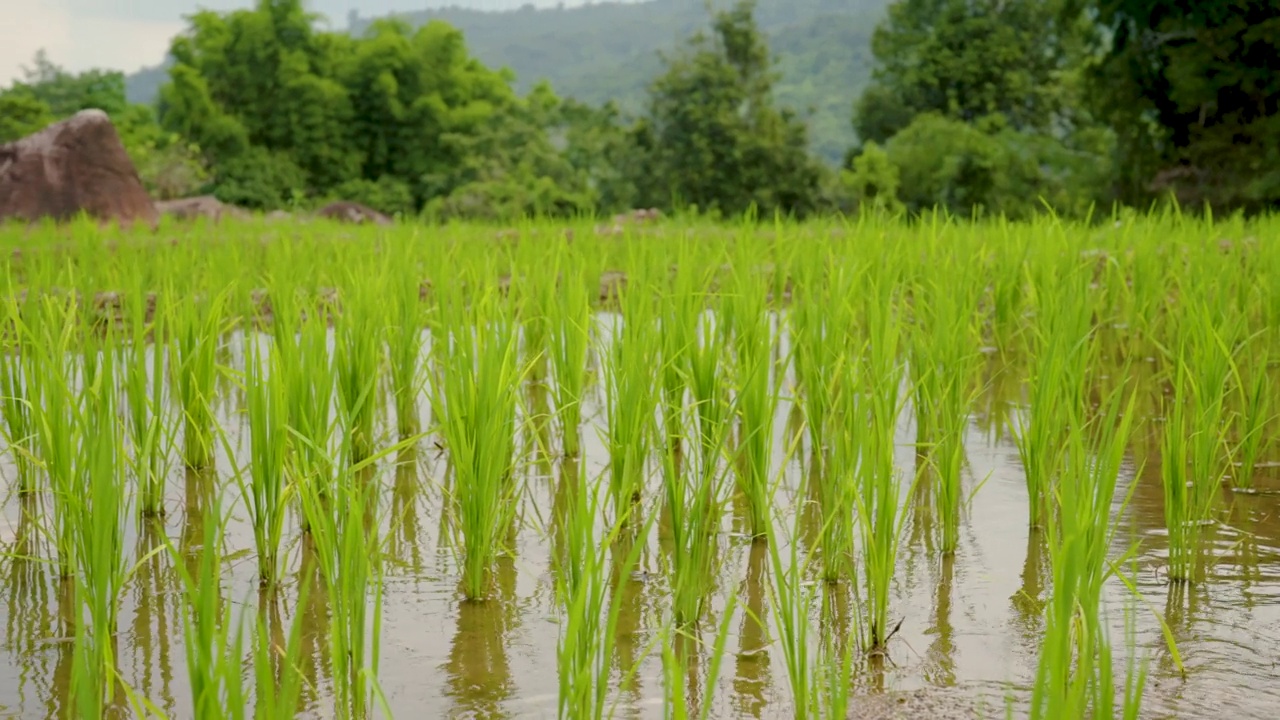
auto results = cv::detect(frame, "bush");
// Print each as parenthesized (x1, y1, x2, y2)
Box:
(842, 141, 904, 214)
(117, 105, 209, 200)
(0, 88, 54, 142)
(212, 148, 308, 210)
(328, 176, 416, 217)
(425, 175, 593, 222)
(884, 113, 1109, 219)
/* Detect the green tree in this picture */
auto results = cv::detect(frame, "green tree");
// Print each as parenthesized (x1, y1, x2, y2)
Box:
(157, 0, 582, 215)
(558, 99, 643, 214)
(853, 0, 1084, 145)
(424, 82, 594, 220)
(1088, 0, 1280, 210)
(850, 0, 1112, 216)
(635, 0, 824, 217)
(344, 18, 525, 207)
(17, 50, 130, 118)
(0, 87, 54, 142)
(160, 0, 360, 199)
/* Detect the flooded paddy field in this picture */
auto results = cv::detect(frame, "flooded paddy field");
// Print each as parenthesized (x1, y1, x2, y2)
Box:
(0, 215, 1278, 719)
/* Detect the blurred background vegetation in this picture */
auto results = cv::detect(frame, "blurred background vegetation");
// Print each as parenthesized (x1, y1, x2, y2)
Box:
(1, 0, 1275, 220)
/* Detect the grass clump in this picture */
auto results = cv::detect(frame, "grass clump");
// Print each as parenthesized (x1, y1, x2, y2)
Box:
(432, 283, 524, 602)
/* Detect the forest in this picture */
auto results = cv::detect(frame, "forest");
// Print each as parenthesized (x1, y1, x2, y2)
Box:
(1, 0, 1276, 219)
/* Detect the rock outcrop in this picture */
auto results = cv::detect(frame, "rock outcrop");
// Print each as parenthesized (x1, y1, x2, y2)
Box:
(315, 201, 392, 226)
(155, 195, 249, 223)
(0, 109, 158, 226)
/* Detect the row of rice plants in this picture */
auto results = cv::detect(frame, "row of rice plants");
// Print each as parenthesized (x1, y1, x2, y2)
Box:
(1, 213, 1278, 718)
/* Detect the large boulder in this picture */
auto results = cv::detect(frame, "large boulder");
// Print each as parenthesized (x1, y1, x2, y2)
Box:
(315, 201, 392, 226)
(0, 109, 158, 227)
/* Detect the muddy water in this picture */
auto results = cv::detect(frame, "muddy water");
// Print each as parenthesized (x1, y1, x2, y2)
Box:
(1, 326, 1279, 719)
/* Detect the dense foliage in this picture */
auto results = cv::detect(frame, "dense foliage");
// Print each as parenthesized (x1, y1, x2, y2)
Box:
(126, 0, 887, 164)
(1088, 0, 1280, 210)
(3, 0, 1276, 217)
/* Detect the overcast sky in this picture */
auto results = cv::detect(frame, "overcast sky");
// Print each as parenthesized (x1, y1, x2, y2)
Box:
(0, 0, 586, 86)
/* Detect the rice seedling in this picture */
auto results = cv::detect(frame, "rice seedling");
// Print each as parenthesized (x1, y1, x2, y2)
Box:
(432, 282, 524, 602)
(603, 270, 657, 517)
(334, 268, 386, 464)
(660, 311, 733, 627)
(169, 487, 247, 720)
(854, 277, 912, 651)
(297, 441, 388, 720)
(723, 259, 780, 541)
(281, 297, 337, 534)
(28, 295, 81, 580)
(765, 484, 826, 719)
(1013, 263, 1094, 529)
(1028, 383, 1144, 720)
(169, 286, 230, 470)
(385, 247, 428, 440)
(553, 456, 651, 720)
(238, 333, 292, 588)
(0, 283, 37, 496)
(1226, 340, 1272, 491)
(658, 248, 704, 457)
(789, 257, 838, 472)
(909, 270, 984, 555)
(68, 338, 131, 713)
(546, 249, 592, 458)
(119, 280, 173, 519)
(1160, 329, 1227, 585)
(818, 352, 861, 586)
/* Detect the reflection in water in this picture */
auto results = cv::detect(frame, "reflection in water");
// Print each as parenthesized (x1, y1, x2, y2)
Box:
(550, 456, 576, 576)
(972, 353, 1020, 445)
(672, 626, 707, 720)
(388, 449, 426, 576)
(4, 500, 54, 714)
(909, 455, 937, 555)
(297, 533, 333, 715)
(444, 557, 516, 719)
(1162, 580, 1208, 669)
(611, 523, 648, 709)
(125, 520, 177, 718)
(180, 467, 215, 580)
(924, 554, 957, 686)
(46, 579, 75, 720)
(819, 581, 852, 662)
(732, 541, 770, 718)
(1012, 529, 1048, 643)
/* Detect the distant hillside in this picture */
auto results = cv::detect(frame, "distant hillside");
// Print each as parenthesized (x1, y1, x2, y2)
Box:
(125, 62, 168, 106)
(128, 0, 889, 164)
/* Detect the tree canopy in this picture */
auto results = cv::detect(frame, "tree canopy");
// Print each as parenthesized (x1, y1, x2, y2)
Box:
(1089, 0, 1280, 210)
(5, 0, 1276, 219)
